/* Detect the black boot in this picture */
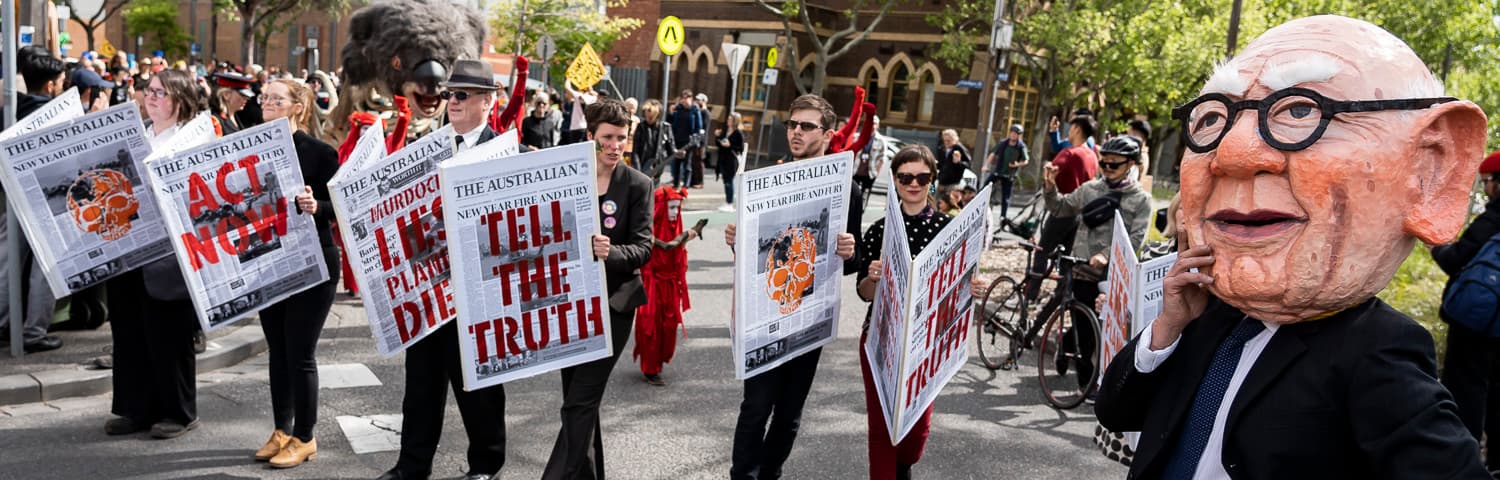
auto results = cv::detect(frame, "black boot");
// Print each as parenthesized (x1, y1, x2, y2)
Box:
(897, 463, 913, 480)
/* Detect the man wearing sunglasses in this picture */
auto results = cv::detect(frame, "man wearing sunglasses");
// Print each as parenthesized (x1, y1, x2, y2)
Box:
(377, 59, 508, 480)
(1096, 15, 1488, 480)
(723, 94, 860, 480)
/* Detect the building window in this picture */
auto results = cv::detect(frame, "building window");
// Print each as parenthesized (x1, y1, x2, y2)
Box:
(917, 70, 935, 122)
(863, 72, 880, 112)
(1006, 65, 1040, 134)
(738, 46, 768, 107)
(888, 64, 910, 117)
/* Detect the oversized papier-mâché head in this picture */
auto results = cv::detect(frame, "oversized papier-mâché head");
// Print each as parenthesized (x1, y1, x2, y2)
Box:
(1174, 15, 1487, 323)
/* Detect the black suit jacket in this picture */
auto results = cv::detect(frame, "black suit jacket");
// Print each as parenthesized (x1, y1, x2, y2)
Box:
(1096, 297, 1487, 480)
(597, 164, 653, 312)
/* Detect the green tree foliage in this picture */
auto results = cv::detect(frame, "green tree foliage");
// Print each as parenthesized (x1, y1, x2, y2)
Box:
(755, 0, 904, 95)
(225, 0, 351, 65)
(122, 0, 192, 58)
(929, 0, 1500, 150)
(490, 0, 643, 87)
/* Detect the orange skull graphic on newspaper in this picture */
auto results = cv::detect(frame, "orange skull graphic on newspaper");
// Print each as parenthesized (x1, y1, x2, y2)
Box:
(67, 169, 139, 240)
(765, 227, 817, 314)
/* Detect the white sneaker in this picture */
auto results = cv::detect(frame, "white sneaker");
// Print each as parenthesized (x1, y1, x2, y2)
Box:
(718, 204, 736, 212)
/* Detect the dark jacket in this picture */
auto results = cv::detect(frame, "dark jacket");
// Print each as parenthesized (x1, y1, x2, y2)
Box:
(937, 143, 971, 186)
(598, 164, 655, 312)
(293, 131, 340, 248)
(1096, 297, 1487, 480)
(668, 104, 701, 149)
(716, 128, 744, 170)
(0, 93, 52, 129)
(632, 119, 674, 171)
(521, 113, 558, 151)
(1434, 197, 1500, 281)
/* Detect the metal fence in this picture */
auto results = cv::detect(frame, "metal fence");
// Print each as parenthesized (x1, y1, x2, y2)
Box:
(608, 66, 650, 103)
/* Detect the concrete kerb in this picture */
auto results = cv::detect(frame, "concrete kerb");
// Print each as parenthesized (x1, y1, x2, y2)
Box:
(0, 325, 269, 407)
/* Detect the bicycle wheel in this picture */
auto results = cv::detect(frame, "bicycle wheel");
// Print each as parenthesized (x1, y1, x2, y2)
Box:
(976, 275, 1022, 370)
(1037, 301, 1101, 410)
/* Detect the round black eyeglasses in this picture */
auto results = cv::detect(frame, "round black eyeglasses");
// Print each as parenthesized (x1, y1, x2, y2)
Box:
(1171, 87, 1456, 154)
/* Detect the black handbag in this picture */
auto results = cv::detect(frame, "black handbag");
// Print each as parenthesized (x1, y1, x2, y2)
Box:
(1080, 191, 1125, 229)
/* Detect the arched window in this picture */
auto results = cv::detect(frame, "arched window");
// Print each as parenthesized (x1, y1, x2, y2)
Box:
(863, 70, 880, 111)
(917, 70, 936, 122)
(888, 63, 910, 117)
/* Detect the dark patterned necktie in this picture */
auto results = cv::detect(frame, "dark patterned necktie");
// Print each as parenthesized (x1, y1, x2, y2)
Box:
(454, 135, 465, 150)
(1161, 317, 1266, 479)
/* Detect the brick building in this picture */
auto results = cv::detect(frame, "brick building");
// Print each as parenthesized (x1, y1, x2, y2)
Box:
(603, 0, 1039, 162)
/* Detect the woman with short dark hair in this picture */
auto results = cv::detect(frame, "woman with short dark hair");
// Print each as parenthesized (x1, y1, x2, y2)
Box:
(105, 68, 207, 440)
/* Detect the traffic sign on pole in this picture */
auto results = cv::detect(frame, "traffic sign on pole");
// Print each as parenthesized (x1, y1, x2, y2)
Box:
(766, 47, 779, 69)
(762, 69, 778, 86)
(657, 16, 685, 57)
(722, 42, 750, 78)
(537, 34, 557, 61)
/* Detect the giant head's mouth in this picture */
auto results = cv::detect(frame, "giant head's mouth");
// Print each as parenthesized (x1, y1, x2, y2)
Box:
(1207, 209, 1306, 242)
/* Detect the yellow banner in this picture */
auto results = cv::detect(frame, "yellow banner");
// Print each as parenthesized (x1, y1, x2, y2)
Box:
(566, 43, 606, 92)
(98, 39, 116, 59)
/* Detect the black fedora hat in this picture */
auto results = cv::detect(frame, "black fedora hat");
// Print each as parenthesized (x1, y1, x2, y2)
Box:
(440, 59, 499, 90)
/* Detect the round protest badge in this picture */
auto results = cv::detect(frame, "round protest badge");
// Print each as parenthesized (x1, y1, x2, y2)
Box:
(602, 200, 618, 215)
(604, 216, 617, 229)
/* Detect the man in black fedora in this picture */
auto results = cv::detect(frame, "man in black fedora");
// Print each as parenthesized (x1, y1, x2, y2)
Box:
(375, 59, 507, 480)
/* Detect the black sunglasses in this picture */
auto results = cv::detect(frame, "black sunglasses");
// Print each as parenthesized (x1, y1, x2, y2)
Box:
(1099, 160, 1131, 171)
(783, 120, 826, 132)
(894, 172, 933, 186)
(1171, 87, 1457, 153)
(440, 90, 482, 101)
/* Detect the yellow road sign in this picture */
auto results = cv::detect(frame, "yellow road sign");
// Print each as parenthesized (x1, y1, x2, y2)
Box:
(98, 39, 116, 58)
(766, 47, 778, 69)
(566, 43, 606, 91)
(657, 16, 685, 56)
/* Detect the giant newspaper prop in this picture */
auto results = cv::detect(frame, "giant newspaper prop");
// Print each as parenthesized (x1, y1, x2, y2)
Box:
(0, 99, 176, 297)
(145, 119, 329, 331)
(0, 88, 81, 141)
(732, 152, 853, 379)
(333, 127, 519, 356)
(440, 140, 606, 391)
(1099, 212, 1176, 373)
(865, 185, 990, 443)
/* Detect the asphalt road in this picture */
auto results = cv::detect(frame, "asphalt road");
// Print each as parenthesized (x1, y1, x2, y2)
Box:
(0, 188, 1126, 480)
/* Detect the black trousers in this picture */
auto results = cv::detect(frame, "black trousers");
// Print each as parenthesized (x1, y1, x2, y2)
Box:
(396, 321, 508, 476)
(541, 308, 634, 480)
(259, 247, 339, 442)
(1442, 323, 1500, 467)
(1027, 215, 1079, 299)
(109, 269, 197, 426)
(730, 347, 823, 480)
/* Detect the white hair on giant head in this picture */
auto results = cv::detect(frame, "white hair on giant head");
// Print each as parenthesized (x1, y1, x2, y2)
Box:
(1259, 54, 1341, 91)
(1202, 56, 1249, 96)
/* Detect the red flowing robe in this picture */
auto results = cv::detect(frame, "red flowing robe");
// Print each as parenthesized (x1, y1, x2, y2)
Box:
(634, 186, 691, 375)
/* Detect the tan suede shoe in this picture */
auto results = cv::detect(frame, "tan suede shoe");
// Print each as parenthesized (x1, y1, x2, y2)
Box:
(269, 437, 317, 468)
(254, 429, 291, 461)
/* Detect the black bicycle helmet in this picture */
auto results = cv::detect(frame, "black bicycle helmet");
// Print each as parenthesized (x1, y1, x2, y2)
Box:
(1098, 136, 1142, 161)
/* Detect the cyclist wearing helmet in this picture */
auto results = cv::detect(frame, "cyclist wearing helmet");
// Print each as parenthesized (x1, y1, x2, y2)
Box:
(1041, 135, 1153, 390)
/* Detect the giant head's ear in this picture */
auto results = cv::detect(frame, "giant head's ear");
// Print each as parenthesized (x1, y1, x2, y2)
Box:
(1403, 100, 1488, 245)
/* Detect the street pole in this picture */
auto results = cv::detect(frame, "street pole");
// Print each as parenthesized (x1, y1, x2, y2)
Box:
(754, 73, 776, 168)
(1226, 0, 1243, 59)
(728, 73, 738, 117)
(974, 0, 1007, 176)
(515, 0, 528, 56)
(660, 55, 672, 108)
(4, 0, 22, 358)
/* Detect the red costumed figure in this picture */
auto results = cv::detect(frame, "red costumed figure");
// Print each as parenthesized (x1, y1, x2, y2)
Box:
(333, 99, 412, 295)
(633, 186, 707, 385)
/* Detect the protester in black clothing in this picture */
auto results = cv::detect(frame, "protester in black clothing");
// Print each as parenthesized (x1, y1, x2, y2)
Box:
(632, 99, 675, 183)
(108, 69, 205, 440)
(935, 128, 971, 189)
(377, 59, 509, 480)
(715, 111, 745, 211)
(522, 91, 558, 152)
(667, 91, 702, 187)
(248, 78, 341, 468)
(1436, 154, 1500, 471)
(540, 98, 654, 480)
(723, 94, 860, 480)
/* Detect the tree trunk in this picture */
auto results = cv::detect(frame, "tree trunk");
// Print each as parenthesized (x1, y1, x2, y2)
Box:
(810, 57, 827, 96)
(210, 12, 217, 61)
(82, 23, 97, 51)
(240, 9, 255, 65)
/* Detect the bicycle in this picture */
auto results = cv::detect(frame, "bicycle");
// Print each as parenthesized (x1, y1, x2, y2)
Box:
(976, 241, 1102, 410)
